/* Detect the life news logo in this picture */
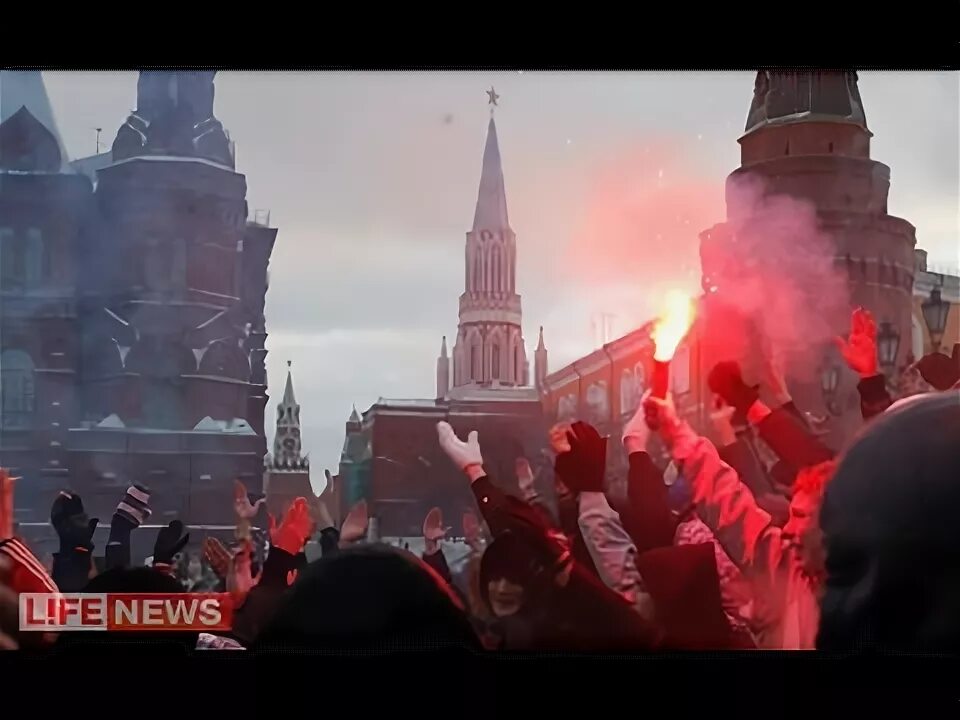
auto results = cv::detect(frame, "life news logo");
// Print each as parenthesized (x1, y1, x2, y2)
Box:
(19, 593, 234, 632)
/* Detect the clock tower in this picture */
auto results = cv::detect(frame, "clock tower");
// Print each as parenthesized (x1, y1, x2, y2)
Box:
(263, 361, 312, 520)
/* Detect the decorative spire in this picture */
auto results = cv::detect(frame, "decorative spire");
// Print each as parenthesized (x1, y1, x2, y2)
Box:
(536, 326, 545, 351)
(282, 360, 296, 407)
(472, 113, 510, 231)
(0, 70, 71, 172)
(440, 336, 448, 358)
(273, 360, 303, 466)
(348, 405, 361, 423)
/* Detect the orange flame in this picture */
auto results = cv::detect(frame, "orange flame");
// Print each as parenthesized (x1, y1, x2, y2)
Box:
(652, 290, 695, 362)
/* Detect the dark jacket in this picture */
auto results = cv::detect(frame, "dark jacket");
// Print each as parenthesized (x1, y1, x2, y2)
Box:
(471, 475, 663, 651)
(231, 546, 300, 646)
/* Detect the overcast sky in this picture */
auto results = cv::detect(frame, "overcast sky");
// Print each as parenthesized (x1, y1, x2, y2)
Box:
(42, 71, 959, 491)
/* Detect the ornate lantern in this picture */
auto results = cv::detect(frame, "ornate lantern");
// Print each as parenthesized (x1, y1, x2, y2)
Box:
(921, 288, 950, 351)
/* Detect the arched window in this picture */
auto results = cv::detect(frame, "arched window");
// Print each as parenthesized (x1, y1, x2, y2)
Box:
(514, 345, 521, 382)
(1, 349, 35, 429)
(491, 343, 500, 379)
(470, 343, 481, 381)
(472, 248, 481, 292)
(492, 246, 501, 295)
(620, 369, 636, 416)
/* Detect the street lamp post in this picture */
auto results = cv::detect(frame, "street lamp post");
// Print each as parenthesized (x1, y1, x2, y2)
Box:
(877, 321, 901, 375)
(921, 287, 950, 352)
(821, 363, 841, 416)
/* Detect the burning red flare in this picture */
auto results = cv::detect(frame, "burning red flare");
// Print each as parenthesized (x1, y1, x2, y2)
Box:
(652, 290, 696, 362)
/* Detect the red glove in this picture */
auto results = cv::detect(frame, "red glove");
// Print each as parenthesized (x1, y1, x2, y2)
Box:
(834, 307, 878, 378)
(269, 498, 313, 555)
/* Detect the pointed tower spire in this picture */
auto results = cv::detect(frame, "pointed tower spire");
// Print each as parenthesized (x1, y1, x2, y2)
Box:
(0, 70, 71, 172)
(472, 113, 509, 232)
(282, 360, 297, 407)
(450, 92, 527, 392)
(436, 335, 450, 399)
(534, 326, 548, 390)
(273, 360, 303, 465)
(348, 405, 361, 423)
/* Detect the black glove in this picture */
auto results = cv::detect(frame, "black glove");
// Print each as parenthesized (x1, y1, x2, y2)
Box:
(915, 348, 960, 391)
(50, 491, 98, 553)
(153, 520, 189, 566)
(554, 420, 608, 493)
(707, 361, 760, 415)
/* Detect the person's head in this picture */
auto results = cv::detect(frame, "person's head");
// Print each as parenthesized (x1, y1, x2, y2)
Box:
(256, 544, 479, 653)
(783, 460, 836, 580)
(818, 391, 960, 651)
(56, 567, 199, 653)
(479, 531, 552, 618)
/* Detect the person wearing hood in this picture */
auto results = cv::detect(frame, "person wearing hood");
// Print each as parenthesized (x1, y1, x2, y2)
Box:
(644, 391, 835, 649)
(255, 544, 480, 654)
(818, 390, 960, 651)
(437, 421, 663, 651)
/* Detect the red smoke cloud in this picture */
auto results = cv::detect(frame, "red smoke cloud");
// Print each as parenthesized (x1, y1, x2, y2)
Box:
(702, 174, 850, 383)
(564, 143, 723, 298)
(560, 140, 849, 384)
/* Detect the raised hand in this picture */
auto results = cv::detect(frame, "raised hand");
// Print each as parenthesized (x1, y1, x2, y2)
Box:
(233, 480, 265, 520)
(515, 458, 536, 498)
(553, 421, 608, 494)
(707, 361, 760, 414)
(422, 507, 450, 555)
(462, 511, 484, 553)
(339, 500, 369, 546)
(153, 520, 190, 566)
(436, 422, 484, 481)
(835, 307, 878, 378)
(642, 390, 684, 446)
(709, 397, 738, 447)
(548, 422, 573, 455)
(203, 536, 231, 581)
(51, 491, 98, 552)
(268, 497, 313, 555)
(226, 539, 261, 606)
(622, 398, 652, 455)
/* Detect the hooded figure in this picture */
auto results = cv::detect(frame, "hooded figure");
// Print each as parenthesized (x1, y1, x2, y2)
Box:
(255, 545, 480, 654)
(818, 390, 960, 651)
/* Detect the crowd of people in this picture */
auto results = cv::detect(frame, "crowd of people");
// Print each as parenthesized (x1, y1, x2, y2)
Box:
(1, 308, 958, 653)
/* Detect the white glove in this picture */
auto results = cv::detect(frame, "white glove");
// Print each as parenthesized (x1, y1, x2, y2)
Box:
(621, 397, 651, 455)
(436, 422, 484, 474)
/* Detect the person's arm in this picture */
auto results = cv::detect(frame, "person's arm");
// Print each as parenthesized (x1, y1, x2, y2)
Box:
(835, 307, 893, 420)
(750, 402, 834, 468)
(105, 484, 151, 571)
(856, 374, 893, 421)
(646, 395, 785, 588)
(516, 457, 559, 530)
(421, 506, 453, 585)
(50, 491, 98, 592)
(577, 491, 651, 615)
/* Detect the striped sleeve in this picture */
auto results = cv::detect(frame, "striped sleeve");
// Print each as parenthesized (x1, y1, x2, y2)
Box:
(0, 537, 59, 594)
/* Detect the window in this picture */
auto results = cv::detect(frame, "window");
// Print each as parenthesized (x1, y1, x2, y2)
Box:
(470, 343, 480, 381)
(26, 228, 44, 285)
(491, 343, 500, 379)
(828, 142, 834, 154)
(1, 350, 35, 429)
(515, 345, 521, 381)
(1, 228, 22, 288)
